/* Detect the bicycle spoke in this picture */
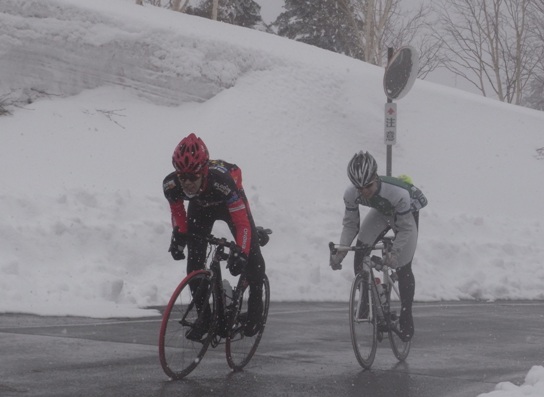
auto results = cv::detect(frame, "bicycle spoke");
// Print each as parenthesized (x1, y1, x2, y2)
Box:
(349, 273, 377, 369)
(160, 232, 273, 378)
(330, 236, 411, 367)
(387, 277, 411, 361)
(159, 272, 216, 380)
(226, 275, 270, 371)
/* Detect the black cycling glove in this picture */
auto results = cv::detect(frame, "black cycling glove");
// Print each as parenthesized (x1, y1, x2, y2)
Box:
(227, 249, 248, 276)
(169, 227, 187, 260)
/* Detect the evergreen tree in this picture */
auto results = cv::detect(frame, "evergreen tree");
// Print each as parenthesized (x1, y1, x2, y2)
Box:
(273, 0, 363, 60)
(186, 0, 263, 29)
(523, 77, 544, 111)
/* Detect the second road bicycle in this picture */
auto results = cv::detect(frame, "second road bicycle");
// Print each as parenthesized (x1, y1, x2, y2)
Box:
(329, 233, 411, 369)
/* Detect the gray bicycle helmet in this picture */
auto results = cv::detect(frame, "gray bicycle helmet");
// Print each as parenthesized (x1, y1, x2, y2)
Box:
(347, 151, 378, 188)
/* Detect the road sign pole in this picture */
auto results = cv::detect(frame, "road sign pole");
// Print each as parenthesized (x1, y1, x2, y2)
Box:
(386, 145, 392, 177)
(383, 45, 419, 178)
(386, 47, 393, 177)
(384, 102, 397, 176)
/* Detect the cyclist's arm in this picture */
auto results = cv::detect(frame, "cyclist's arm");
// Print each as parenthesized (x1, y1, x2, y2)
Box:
(339, 186, 360, 247)
(163, 172, 189, 233)
(169, 201, 188, 233)
(211, 170, 252, 256)
(227, 194, 252, 256)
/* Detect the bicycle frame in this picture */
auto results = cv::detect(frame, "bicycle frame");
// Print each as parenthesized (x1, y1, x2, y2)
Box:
(159, 231, 271, 379)
(329, 235, 410, 369)
(185, 234, 245, 345)
(366, 239, 398, 326)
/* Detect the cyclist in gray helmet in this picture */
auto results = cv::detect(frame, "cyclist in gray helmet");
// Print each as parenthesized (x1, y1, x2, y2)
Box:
(347, 150, 378, 188)
(330, 151, 427, 342)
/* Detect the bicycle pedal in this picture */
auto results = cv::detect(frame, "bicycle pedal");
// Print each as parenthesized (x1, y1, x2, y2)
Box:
(237, 312, 249, 325)
(211, 335, 222, 348)
(185, 331, 207, 344)
(243, 322, 262, 337)
(230, 326, 245, 340)
(377, 322, 389, 333)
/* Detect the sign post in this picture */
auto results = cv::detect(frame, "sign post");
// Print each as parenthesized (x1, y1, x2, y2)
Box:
(384, 102, 397, 145)
(383, 46, 419, 176)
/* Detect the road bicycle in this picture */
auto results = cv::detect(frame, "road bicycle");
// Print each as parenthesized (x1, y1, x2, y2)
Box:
(159, 229, 271, 380)
(329, 235, 410, 369)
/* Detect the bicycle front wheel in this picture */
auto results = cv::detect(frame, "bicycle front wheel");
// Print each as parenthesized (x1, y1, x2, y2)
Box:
(226, 274, 270, 371)
(159, 271, 217, 380)
(387, 282, 411, 361)
(349, 272, 377, 369)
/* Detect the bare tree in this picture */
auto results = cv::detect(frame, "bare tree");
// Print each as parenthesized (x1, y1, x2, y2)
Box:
(173, 0, 191, 12)
(522, 0, 544, 109)
(211, 0, 218, 20)
(136, 0, 190, 11)
(380, 1, 443, 78)
(339, 0, 442, 78)
(434, 0, 544, 104)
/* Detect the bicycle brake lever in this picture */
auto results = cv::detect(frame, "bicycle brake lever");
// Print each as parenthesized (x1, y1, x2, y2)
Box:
(257, 226, 273, 235)
(219, 252, 230, 261)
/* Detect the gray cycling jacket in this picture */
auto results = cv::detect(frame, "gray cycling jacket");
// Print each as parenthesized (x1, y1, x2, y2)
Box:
(339, 176, 427, 267)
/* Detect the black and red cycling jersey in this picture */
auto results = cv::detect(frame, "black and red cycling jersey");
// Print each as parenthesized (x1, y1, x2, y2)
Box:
(162, 159, 253, 256)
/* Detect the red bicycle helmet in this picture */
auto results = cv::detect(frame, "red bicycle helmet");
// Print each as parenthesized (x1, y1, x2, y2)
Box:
(172, 133, 209, 174)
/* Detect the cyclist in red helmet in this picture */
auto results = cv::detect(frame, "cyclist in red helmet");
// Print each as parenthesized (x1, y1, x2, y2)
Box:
(163, 133, 266, 340)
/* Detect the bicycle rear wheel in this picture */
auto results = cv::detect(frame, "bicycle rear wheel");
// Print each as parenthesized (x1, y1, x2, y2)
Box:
(159, 271, 217, 380)
(226, 274, 270, 371)
(387, 281, 411, 361)
(349, 272, 377, 369)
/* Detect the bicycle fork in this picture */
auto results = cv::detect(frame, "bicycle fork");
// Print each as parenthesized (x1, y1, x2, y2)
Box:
(226, 276, 250, 338)
(355, 272, 376, 321)
(371, 274, 394, 331)
(355, 281, 367, 320)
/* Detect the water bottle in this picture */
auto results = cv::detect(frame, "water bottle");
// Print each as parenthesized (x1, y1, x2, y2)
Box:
(222, 279, 233, 306)
(380, 283, 390, 316)
(375, 280, 383, 301)
(374, 278, 386, 319)
(380, 282, 388, 299)
(375, 277, 383, 293)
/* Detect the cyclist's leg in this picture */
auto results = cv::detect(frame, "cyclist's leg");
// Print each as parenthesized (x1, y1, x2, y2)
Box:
(186, 202, 215, 274)
(396, 262, 415, 340)
(355, 209, 390, 273)
(354, 210, 389, 317)
(353, 209, 389, 319)
(245, 253, 265, 335)
(353, 240, 372, 275)
(185, 202, 216, 339)
(224, 210, 267, 335)
(395, 211, 419, 341)
(241, 223, 266, 335)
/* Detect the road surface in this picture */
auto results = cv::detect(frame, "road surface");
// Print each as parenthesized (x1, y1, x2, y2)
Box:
(1, 301, 543, 397)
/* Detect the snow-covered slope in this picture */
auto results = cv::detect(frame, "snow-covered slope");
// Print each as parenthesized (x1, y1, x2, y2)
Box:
(1, 0, 543, 318)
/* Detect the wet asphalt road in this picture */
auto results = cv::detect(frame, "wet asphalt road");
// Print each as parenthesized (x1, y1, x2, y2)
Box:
(1, 301, 543, 397)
